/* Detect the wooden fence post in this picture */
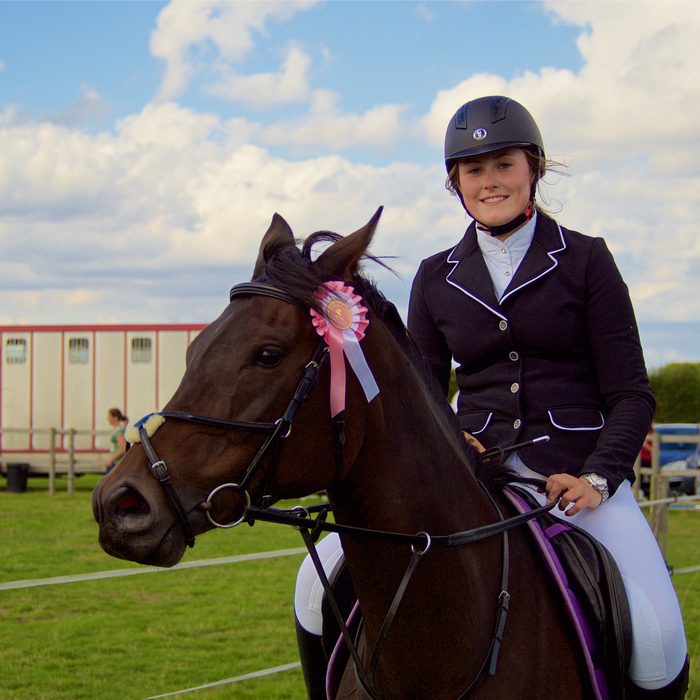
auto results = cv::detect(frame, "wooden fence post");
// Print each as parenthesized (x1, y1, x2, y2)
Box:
(67, 429, 76, 496)
(649, 430, 668, 558)
(49, 428, 57, 496)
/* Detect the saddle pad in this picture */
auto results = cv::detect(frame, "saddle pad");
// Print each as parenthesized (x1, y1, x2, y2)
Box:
(505, 485, 632, 700)
(326, 601, 362, 700)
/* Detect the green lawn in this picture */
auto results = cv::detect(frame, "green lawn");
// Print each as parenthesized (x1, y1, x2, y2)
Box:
(0, 475, 697, 698)
(1, 475, 309, 699)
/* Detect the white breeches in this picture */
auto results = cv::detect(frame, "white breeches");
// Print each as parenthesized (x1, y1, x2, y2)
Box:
(507, 455, 687, 689)
(294, 533, 345, 635)
(293, 459, 687, 690)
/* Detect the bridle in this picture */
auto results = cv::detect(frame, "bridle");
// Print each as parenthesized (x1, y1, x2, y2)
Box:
(136, 279, 559, 699)
(136, 282, 329, 548)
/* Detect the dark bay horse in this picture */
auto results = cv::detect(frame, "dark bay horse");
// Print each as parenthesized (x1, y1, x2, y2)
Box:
(92, 210, 586, 698)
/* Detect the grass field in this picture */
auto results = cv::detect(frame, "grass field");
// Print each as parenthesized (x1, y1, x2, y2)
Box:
(0, 474, 698, 699)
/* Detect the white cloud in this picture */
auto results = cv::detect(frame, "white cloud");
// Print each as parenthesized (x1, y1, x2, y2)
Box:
(414, 3, 437, 23)
(204, 42, 312, 107)
(0, 93, 448, 326)
(424, 3, 700, 159)
(149, 0, 407, 148)
(46, 84, 111, 128)
(150, 0, 319, 102)
(259, 89, 409, 152)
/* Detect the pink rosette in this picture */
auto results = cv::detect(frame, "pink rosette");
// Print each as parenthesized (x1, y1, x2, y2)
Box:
(310, 281, 380, 417)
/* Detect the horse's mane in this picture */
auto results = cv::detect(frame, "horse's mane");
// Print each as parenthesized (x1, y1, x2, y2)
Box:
(258, 231, 466, 443)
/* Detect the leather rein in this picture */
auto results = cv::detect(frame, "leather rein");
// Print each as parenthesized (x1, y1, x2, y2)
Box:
(137, 280, 558, 699)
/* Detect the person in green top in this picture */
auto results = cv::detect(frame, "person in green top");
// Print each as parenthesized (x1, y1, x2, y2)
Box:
(104, 408, 128, 473)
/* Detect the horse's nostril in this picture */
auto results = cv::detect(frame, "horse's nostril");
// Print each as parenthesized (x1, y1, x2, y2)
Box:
(115, 488, 149, 517)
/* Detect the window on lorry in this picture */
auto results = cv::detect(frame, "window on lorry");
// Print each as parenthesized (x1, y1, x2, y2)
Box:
(5, 338, 27, 364)
(131, 337, 152, 363)
(68, 338, 90, 364)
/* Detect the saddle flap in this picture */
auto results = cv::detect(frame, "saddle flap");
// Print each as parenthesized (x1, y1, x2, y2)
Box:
(506, 485, 632, 699)
(550, 523, 633, 691)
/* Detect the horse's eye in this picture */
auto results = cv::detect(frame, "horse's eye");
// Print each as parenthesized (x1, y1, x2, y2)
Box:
(254, 346, 284, 368)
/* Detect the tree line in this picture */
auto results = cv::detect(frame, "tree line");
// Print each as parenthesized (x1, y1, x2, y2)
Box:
(649, 362, 700, 424)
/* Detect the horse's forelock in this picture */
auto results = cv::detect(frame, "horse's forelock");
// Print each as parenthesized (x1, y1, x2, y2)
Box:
(258, 230, 382, 312)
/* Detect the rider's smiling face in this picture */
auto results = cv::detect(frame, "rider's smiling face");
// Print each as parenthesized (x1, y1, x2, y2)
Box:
(457, 148, 533, 232)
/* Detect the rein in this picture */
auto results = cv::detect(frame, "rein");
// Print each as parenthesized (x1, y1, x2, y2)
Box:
(243, 485, 555, 548)
(245, 481, 557, 699)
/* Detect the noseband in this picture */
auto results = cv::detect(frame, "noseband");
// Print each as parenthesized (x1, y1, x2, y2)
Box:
(136, 282, 328, 548)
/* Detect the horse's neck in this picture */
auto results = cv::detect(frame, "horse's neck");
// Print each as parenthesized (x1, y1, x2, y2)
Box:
(332, 345, 493, 533)
(327, 358, 505, 693)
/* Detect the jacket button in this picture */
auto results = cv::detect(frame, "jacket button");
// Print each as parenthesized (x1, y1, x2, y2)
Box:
(510, 382, 519, 393)
(513, 419, 522, 429)
(509, 351, 519, 361)
(499, 320, 508, 331)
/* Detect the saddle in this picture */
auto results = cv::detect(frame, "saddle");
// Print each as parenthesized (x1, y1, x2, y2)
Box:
(505, 485, 632, 699)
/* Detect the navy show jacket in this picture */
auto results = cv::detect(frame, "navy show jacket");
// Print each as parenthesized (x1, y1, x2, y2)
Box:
(407, 213, 654, 494)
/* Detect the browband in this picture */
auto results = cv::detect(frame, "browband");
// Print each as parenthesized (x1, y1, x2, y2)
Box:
(230, 282, 303, 307)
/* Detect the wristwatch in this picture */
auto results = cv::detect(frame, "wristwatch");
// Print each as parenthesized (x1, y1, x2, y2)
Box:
(581, 473, 610, 503)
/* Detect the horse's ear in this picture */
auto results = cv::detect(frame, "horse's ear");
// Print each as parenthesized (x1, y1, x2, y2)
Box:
(314, 207, 383, 280)
(252, 213, 295, 279)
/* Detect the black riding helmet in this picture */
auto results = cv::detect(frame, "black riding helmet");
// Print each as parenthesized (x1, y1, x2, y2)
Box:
(444, 96, 545, 235)
(445, 95, 544, 169)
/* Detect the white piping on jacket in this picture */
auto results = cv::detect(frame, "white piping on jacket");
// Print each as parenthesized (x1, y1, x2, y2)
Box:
(444, 223, 567, 316)
(547, 409, 605, 431)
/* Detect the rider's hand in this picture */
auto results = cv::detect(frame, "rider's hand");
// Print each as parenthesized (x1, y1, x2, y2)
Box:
(462, 431, 486, 454)
(545, 473, 604, 516)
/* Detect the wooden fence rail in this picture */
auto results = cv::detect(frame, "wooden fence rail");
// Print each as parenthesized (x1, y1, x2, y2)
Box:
(0, 427, 110, 494)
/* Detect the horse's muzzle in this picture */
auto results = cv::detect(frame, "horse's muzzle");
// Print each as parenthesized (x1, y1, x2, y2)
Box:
(91, 478, 187, 567)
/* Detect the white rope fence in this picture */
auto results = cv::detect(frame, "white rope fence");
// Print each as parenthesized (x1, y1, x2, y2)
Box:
(0, 547, 307, 591)
(143, 662, 302, 699)
(637, 493, 700, 508)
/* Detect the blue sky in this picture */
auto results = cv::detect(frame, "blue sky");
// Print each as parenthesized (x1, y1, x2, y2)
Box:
(0, 1, 582, 156)
(0, 1, 699, 369)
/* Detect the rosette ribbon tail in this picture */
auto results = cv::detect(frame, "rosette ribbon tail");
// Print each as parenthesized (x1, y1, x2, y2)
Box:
(341, 328, 380, 405)
(327, 325, 348, 418)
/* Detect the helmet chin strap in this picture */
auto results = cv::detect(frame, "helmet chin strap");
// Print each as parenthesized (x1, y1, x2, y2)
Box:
(461, 178, 538, 237)
(475, 196, 535, 237)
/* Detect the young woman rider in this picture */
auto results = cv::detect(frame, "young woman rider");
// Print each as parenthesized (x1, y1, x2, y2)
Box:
(407, 95, 688, 697)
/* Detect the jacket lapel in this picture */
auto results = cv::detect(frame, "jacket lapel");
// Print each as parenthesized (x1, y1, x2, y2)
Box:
(500, 215, 567, 303)
(444, 215, 567, 315)
(445, 224, 504, 319)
